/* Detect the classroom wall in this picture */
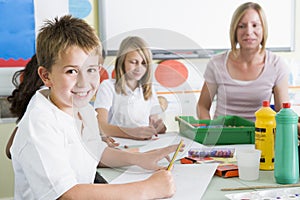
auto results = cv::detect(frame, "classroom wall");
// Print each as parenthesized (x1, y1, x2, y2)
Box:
(0, 1, 299, 199)
(102, 0, 300, 118)
(101, 0, 295, 53)
(0, 123, 15, 199)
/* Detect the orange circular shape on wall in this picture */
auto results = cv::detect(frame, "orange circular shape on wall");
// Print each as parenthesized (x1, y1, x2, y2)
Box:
(99, 68, 109, 83)
(111, 70, 116, 79)
(155, 60, 188, 88)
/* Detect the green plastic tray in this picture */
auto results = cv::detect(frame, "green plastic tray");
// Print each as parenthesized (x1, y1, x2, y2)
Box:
(175, 115, 255, 145)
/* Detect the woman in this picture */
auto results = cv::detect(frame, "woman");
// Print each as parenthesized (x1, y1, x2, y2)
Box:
(197, 2, 289, 122)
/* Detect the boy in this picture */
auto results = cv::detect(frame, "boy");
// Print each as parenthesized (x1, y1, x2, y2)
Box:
(11, 15, 180, 199)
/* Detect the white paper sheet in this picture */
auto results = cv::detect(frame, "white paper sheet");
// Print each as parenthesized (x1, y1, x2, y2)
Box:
(112, 132, 180, 147)
(110, 132, 255, 199)
(225, 187, 300, 200)
(114, 132, 206, 160)
(110, 164, 218, 200)
(110, 133, 216, 199)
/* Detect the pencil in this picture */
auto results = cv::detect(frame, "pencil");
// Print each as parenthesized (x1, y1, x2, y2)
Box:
(167, 139, 184, 171)
(221, 183, 300, 191)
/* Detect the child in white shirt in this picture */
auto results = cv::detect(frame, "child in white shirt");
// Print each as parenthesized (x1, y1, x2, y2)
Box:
(11, 15, 181, 200)
(94, 36, 166, 140)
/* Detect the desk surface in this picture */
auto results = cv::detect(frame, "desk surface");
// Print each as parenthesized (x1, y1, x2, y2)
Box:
(98, 166, 278, 200)
(97, 133, 299, 200)
(203, 170, 277, 199)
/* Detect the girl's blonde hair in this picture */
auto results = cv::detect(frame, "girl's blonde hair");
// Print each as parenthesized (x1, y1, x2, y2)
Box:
(115, 36, 153, 100)
(229, 2, 268, 56)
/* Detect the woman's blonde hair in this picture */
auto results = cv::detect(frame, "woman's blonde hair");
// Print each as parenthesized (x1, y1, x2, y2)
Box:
(229, 2, 268, 56)
(114, 36, 153, 100)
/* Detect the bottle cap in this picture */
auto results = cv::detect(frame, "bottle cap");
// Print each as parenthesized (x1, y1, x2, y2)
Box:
(262, 100, 270, 107)
(282, 102, 291, 108)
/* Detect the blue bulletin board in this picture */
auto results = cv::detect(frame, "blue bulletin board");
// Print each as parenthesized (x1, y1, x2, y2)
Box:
(0, 0, 98, 96)
(0, 0, 35, 67)
(0, 0, 96, 95)
(0, 0, 95, 68)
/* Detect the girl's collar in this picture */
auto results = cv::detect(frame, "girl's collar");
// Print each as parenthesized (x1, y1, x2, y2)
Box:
(125, 81, 142, 93)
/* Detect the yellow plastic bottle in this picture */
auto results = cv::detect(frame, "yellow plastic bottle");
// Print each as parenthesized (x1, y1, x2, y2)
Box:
(255, 100, 276, 170)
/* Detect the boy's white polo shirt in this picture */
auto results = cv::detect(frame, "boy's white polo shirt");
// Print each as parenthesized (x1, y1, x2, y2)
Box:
(94, 79, 162, 128)
(11, 88, 107, 200)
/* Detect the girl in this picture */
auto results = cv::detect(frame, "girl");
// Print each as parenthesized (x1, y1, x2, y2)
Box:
(6, 54, 43, 159)
(94, 36, 166, 140)
(10, 15, 181, 199)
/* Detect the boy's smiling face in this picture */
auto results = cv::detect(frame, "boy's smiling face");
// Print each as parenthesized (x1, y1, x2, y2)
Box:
(44, 46, 100, 115)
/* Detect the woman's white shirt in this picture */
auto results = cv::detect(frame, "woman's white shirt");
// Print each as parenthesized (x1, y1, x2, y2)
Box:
(11, 88, 107, 200)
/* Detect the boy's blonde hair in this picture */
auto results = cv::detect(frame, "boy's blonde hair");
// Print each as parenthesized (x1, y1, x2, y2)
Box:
(36, 15, 102, 71)
(115, 36, 153, 100)
(229, 2, 268, 56)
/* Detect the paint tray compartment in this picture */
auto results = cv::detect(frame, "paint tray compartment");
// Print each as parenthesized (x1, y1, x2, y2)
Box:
(175, 115, 255, 145)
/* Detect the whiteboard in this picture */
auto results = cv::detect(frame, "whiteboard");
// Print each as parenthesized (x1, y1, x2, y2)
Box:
(99, 0, 295, 58)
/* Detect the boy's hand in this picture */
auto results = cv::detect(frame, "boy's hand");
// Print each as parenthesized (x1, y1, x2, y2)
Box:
(143, 170, 175, 199)
(136, 143, 185, 170)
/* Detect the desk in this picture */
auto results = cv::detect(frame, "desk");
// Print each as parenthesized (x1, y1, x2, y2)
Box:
(98, 166, 278, 199)
(203, 171, 276, 199)
(97, 133, 297, 200)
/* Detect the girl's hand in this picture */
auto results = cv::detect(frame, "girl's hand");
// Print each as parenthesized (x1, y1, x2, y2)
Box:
(150, 118, 167, 134)
(102, 136, 119, 147)
(126, 126, 157, 140)
(149, 116, 167, 134)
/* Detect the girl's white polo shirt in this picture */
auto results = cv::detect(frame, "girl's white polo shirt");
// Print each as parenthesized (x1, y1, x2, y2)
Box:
(94, 79, 162, 128)
(11, 88, 107, 200)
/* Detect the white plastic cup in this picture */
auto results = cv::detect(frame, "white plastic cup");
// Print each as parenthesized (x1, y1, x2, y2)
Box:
(236, 149, 261, 181)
